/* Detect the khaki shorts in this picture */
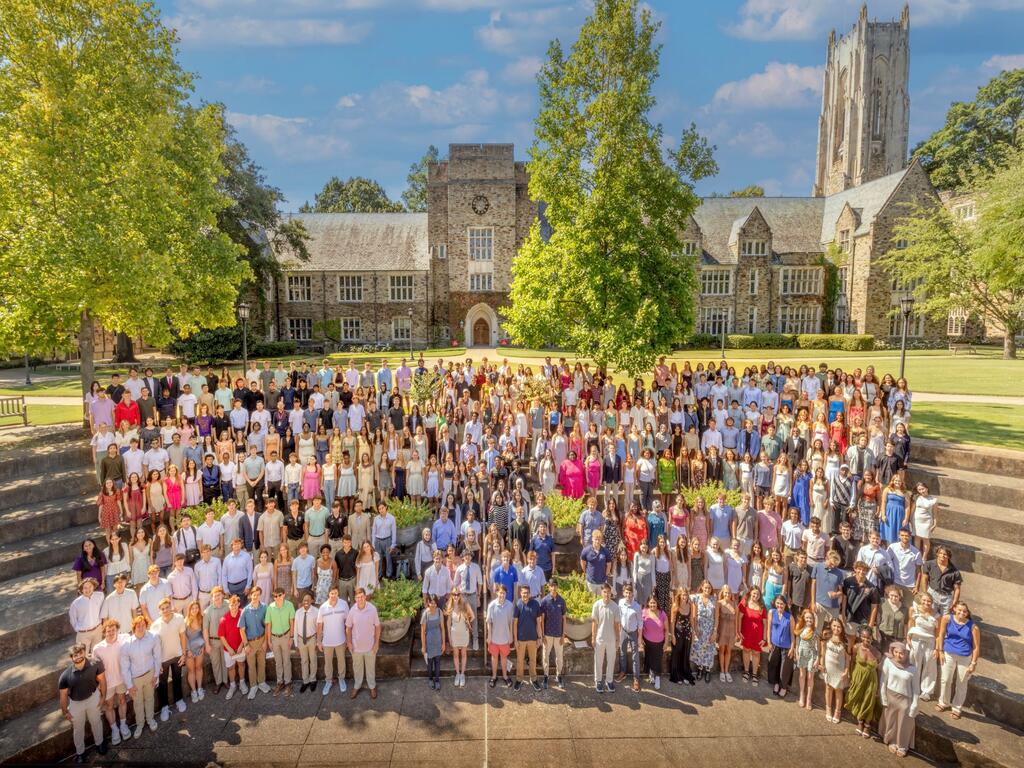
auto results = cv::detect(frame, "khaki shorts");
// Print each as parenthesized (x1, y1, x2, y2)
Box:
(105, 683, 127, 699)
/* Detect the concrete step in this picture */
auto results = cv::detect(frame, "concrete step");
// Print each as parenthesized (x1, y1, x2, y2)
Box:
(963, 573, 1024, 670)
(913, 438, 1024, 477)
(0, 468, 96, 512)
(0, 495, 96, 546)
(933, 527, 1024, 586)
(0, 700, 69, 765)
(966, 659, 1024, 733)
(908, 465, 1024, 511)
(0, 567, 80, 661)
(0, 637, 70, 724)
(0, 441, 92, 483)
(916, 709, 1024, 768)
(0, 523, 104, 583)
(934, 496, 1024, 548)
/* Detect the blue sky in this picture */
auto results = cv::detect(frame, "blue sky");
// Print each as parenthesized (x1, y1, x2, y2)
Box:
(153, 0, 1024, 208)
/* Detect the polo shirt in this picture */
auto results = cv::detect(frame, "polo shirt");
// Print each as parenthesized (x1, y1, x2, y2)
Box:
(787, 564, 812, 608)
(58, 660, 104, 701)
(513, 598, 542, 642)
(887, 543, 923, 588)
(345, 602, 380, 654)
(539, 594, 566, 638)
(203, 601, 229, 639)
(486, 599, 514, 645)
(813, 563, 844, 609)
(305, 506, 329, 537)
(591, 599, 620, 644)
(292, 555, 316, 589)
(491, 564, 519, 597)
(218, 610, 243, 651)
(150, 613, 186, 662)
(284, 513, 306, 541)
(580, 544, 610, 585)
(317, 600, 349, 647)
(265, 601, 296, 635)
(530, 535, 554, 572)
(239, 602, 267, 640)
(578, 509, 604, 543)
(710, 504, 735, 541)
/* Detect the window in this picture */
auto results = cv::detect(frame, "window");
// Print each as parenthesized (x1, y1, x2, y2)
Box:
(748, 269, 759, 295)
(287, 275, 312, 303)
(891, 275, 924, 292)
(392, 317, 412, 342)
(468, 227, 493, 261)
(337, 275, 363, 303)
(699, 307, 732, 336)
(744, 307, 758, 334)
(389, 275, 414, 302)
(287, 318, 312, 341)
(894, 239, 908, 250)
(953, 203, 976, 221)
(681, 241, 698, 256)
(700, 269, 733, 296)
(469, 272, 493, 292)
(432, 244, 447, 260)
(947, 309, 968, 336)
(341, 317, 362, 341)
(837, 266, 849, 296)
(838, 229, 851, 253)
(740, 239, 767, 256)
(778, 306, 820, 334)
(889, 309, 925, 338)
(780, 267, 822, 295)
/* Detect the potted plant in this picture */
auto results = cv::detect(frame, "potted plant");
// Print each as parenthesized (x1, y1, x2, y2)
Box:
(185, 498, 229, 527)
(372, 577, 422, 643)
(680, 482, 742, 511)
(548, 491, 583, 545)
(556, 573, 595, 642)
(388, 498, 433, 547)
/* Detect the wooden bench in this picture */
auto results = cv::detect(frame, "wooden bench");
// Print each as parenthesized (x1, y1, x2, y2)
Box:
(948, 342, 976, 356)
(54, 361, 81, 372)
(0, 396, 28, 427)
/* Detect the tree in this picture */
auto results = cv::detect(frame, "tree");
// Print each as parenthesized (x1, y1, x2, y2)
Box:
(402, 145, 441, 212)
(912, 69, 1024, 190)
(708, 185, 766, 198)
(882, 151, 1024, 359)
(299, 176, 403, 213)
(0, 0, 249, 405)
(504, 0, 716, 375)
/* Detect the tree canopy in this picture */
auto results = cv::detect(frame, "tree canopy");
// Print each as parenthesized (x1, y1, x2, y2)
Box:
(402, 145, 441, 213)
(709, 185, 766, 198)
(912, 68, 1024, 190)
(882, 150, 1024, 359)
(299, 176, 404, 213)
(504, 0, 715, 376)
(0, 0, 249, 396)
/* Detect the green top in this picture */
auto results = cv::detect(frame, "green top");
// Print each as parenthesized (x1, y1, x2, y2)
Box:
(305, 505, 329, 537)
(657, 457, 675, 487)
(264, 601, 296, 635)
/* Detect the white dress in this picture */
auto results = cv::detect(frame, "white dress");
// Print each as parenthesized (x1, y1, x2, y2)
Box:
(338, 464, 357, 498)
(772, 468, 791, 498)
(912, 495, 938, 538)
(425, 468, 440, 499)
(406, 460, 425, 496)
(356, 553, 380, 595)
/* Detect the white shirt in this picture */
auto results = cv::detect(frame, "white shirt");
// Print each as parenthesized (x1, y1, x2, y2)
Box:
(123, 448, 145, 478)
(617, 598, 642, 633)
(293, 604, 319, 643)
(139, 579, 171, 621)
(197, 521, 225, 549)
(69, 592, 105, 631)
(887, 542, 923, 588)
(591, 599, 621, 644)
(421, 564, 453, 598)
(265, 459, 284, 483)
(149, 612, 186, 662)
(317, 599, 349, 647)
(100, 589, 140, 630)
(453, 562, 483, 595)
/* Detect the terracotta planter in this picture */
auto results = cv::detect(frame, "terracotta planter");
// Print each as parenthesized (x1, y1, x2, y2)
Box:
(396, 522, 430, 548)
(564, 617, 591, 642)
(379, 616, 412, 643)
(553, 526, 576, 545)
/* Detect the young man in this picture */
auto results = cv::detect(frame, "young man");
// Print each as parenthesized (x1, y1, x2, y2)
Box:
(100, 573, 140, 633)
(422, 550, 453, 609)
(512, 585, 543, 692)
(539, 579, 568, 689)
(202, 587, 230, 694)
(239, 587, 269, 700)
(346, 587, 381, 699)
(591, 583, 621, 693)
(150, 598, 187, 721)
(293, 592, 319, 693)
(317, 586, 349, 695)
(485, 584, 514, 689)
(334, 534, 359, 605)
(69, 578, 105, 653)
(579, 530, 611, 596)
(119, 616, 161, 737)
(454, 550, 483, 651)
(90, 620, 131, 747)
(616, 583, 642, 692)
(58, 643, 108, 763)
(265, 588, 296, 697)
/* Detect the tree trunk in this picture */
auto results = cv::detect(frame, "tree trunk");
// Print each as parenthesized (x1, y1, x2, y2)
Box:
(1005, 332, 1018, 360)
(112, 332, 137, 363)
(79, 311, 95, 428)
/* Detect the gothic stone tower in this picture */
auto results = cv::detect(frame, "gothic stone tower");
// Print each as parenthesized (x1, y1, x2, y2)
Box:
(812, 4, 910, 197)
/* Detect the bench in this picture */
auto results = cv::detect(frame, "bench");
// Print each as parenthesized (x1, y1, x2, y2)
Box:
(54, 361, 81, 372)
(0, 396, 28, 427)
(948, 342, 976, 356)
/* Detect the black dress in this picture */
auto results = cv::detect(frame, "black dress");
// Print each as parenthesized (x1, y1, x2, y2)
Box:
(669, 611, 695, 684)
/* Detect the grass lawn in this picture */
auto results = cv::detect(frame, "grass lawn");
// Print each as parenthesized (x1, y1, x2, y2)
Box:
(0, 404, 82, 428)
(910, 402, 1024, 450)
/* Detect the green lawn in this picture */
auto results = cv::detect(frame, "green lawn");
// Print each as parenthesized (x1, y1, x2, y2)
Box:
(0, 404, 83, 427)
(909, 402, 1024, 450)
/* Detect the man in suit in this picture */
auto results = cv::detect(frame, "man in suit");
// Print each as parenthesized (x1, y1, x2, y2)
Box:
(238, 498, 262, 553)
(160, 367, 180, 400)
(141, 368, 159, 403)
(786, 433, 807, 468)
(601, 445, 622, 507)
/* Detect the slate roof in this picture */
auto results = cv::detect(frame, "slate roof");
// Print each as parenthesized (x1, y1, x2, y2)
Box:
(692, 197, 825, 263)
(819, 167, 908, 242)
(279, 212, 429, 272)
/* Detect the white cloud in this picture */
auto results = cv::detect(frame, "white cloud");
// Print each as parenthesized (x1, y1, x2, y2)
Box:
(711, 63, 823, 111)
(476, 6, 581, 55)
(728, 122, 786, 157)
(983, 53, 1024, 70)
(501, 56, 543, 84)
(336, 93, 362, 108)
(368, 69, 502, 125)
(225, 111, 351, 161)
(169, 15, 371, 47)
(216, 75, 277, 94)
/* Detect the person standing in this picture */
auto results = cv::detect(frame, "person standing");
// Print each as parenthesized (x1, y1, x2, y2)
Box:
(218, 595, 248, 700)
(616, 583, 642, 692)
(512, 585, 543, 692)
(69, 578, 105, 653)
(317, 586, 349, 695)
(239, 587, 269, 700)
(149, 598, 187, 721)
(421, 595, 447, 691)
(580, 530, 611, 596)
(936, 601, 981, 720)
(539, 579, 567, 690)
(372, 503, 398, 580)
(879, 642, 921, 757)
(333, 534, 358, 605)
(485, 584, 514, 689)
(221, 539, 253, 599)
(293, 592, 319, 693)
(641, 594, 668, 691)
(265, 588, 296, 697)
(454, 550, 483, 651)
(58, 643, 108, 763)
(100, 574, 140, 639)
(90, 620, 132, 747)
(592, 583, 621, 693)
(422, 550, 453, 609)
(119, 616, 161, 737)
(202, 588, 229, 694)
(346, 587, 381, 699)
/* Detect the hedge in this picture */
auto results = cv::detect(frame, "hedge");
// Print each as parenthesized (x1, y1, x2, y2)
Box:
(250, 341, 297, 357)
(796, 334, 874, 351)
(724, 334, 798, 349)
(676, 333, 874, 352)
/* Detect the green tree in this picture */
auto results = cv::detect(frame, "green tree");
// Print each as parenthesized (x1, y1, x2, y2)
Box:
(912, 69, 1024, 190)
(401, 145, 441, 212)
(882, 151, 1024, 359)
(0, 0, 249, 404)
(708, 185, 766, 198)
(504, 0, 715, 375)
(299, 176, 403, 213)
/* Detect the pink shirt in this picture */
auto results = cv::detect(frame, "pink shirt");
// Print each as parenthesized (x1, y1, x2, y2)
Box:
(641, 608, 666, 643)
(758, 509, 782, 550)
(558, 459, 585, 499)
(345, 602, 380, 654)
(92, 634, 130, 688)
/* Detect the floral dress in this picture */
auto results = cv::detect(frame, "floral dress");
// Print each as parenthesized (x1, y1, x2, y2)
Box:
(690, 595, 717, 670)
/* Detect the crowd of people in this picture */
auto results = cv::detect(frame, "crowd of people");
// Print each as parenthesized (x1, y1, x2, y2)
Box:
(60, 354, 978, 761)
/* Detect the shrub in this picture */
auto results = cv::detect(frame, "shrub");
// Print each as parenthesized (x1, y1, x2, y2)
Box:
(184, 498, 229, 526)
(250, 341, 297, 357)
(726, 334, 798, 349)
(796, 334, 874, 351)
(548, 490, 585, 529)
(555, 573, 595, 621)
(679, 482, 742, 510)
(372, 577, 423, 621)
(387, 497, 433, 529)
(677, 333, 718, 350)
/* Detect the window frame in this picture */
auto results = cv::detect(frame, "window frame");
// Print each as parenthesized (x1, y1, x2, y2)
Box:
(337, 274, 364, 303)
(740, 239, 767, 256)
(467, 227, 494, 262)
(340, 317, 362, 342)
(287, 317, 312, 341)
(389, 274, 414, 302)
(469, 272, 493, 292)
(287, 275, 312, 303)
(779, 267, 822, 296)
(700, 269, 734, 297)
(777, 305, 820, 334)
(392, 316, 412, 342)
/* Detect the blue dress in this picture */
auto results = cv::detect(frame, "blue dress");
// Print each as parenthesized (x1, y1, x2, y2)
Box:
(828, 400, 844, 424)
(791, 473, 811, 526)
(880, 491, 905, 544)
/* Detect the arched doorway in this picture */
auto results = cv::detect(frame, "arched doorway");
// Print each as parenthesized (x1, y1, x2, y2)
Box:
(473, 318, 490, 347)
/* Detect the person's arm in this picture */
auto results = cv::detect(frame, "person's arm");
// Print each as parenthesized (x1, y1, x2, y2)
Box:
(177, 626, 188, 666)
(59, 687, 72, 722)
(373, 620, 381, 654)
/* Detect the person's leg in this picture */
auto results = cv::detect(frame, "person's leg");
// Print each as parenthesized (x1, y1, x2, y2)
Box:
(170, 660, 184, 705)
(630, 631, 640, 682)
(209, 638, 225, 688)
(780, 652, 794, 694)
(334, 646, 347, 686)
(950, 653, 972, 713)
(366, 652, 376, 690)
(527, 640, 537, 681)
(540, 636, 551, 679)
(246, 642, 260, 689)
(69, 695, 89, 755)
(516, 641, 526, 683)
(85, 691, 105, 748)
(354, 652, 368, 691)
(271, 635, 287, 687)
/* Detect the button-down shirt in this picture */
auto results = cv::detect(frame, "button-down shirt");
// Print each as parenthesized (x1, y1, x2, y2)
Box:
(578, 509, 605, 543)
(422, 564, 453, 598)
(194, 557, 223, 593)
(167, 568, 198, 602)
(346, 602, 381, 654)
(196, 522, 225, 549)
(372, 513, 397, 542)
(519, 564, 545, 598)
(887, 542, 923, 588)
(239, 602, 267, 641)
(617, 598, 642, 633)
(292, 604, 317, 643)
(221, 551, 254, 591)
(100, 589, 140, 630)
(453, 562, 483, 595)
(138, 579, 172, 622)
(431, 518, 457, 551)
(119, 631, 162, 682)
(316, 599, 349, 647)
(69, 592, 105, 632)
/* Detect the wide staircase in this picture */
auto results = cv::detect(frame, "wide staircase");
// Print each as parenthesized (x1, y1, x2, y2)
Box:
(0, 429, 1022, 766)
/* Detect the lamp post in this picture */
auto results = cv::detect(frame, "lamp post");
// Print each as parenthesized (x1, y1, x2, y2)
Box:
(237, 302, 250, 372)
(407, 308, 414, 356)
(720, 321, 727, 360)
(898, 295, 915, 380)
(24, 352, 31, 386)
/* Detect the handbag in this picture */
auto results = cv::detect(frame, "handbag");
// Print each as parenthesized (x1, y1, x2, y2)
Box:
(177, 529, 200, 565)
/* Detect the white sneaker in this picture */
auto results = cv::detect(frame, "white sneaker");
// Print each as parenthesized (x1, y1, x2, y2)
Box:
(198, 687, 206, 700)
(134, 724, 145, 740)
(119, 721, 132, 740)
(239, 680, 249, 695)
(226, 683, 237, 700)
(190, 690, 199, 703)
(147, 719, 158, 732)
(322, 681, 332, 696)
(461, 673, 466, 686)
(725, 672, 733, 683)
(719, 673, 726, 682)
(655, 676, 661, 690)
(176, 699, 187, 713)
(338, 680, 347, 692)
(248, 686, 258, 700)
(159, 706, 169, 722)
(110, 729, 121, 747)
(259, 682, 271, 694)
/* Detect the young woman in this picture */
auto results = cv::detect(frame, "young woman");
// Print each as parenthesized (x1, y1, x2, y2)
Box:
(73, 538, 107, 588)
(855, 469, 880, 544)
(766, 595, 794, 697)
(301, 456, 321, 503)
(129, 529, 151, 589)
(641, 594, 668, 690)
(737, 585, 768, 684)
(880, 642, 920, 757)
(653, 535, 672, 613)
(716, 585, 737, 683)
(632, 540, 655, 608)
(163, 464, 184, 529)
(908, 592, 939, 701)
(879, 475, 908, 545)
(669, 588, 696, 685)
(794, 609, 818, 710)
(448, 592, 474, 687)
(846, 628, 883, 738)
(909, 481, 938, 562)
(183, 459, 202, 508)
(936, 601, 981, 719)
(150, 525, 174, 578)
(314, 545, 337, 606)
(690, 580, 717, 684)
(96, 478, 125, 544)
(274, 544, 292, 599)
(421, 594, 447, 690)
(670, 535, 690, 595)
(820, 618, 851, 724)
(355, 540, 381, 596)
(184, 601, 207, 702)
(103, 531, 131, 594)
(253, 550, 273, 605)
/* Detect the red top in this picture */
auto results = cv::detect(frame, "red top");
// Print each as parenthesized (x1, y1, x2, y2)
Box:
(114, 399, 140, 427)
(738, 599, 768, 651)
(623, 514, 648, 562)
(218, 610, 243, 653)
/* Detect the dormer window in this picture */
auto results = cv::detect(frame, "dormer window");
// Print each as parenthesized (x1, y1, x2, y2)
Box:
(741, 240, 767, 256)
(681, 241, 698, 256)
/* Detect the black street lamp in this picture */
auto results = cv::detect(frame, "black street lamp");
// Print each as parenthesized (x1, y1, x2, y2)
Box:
(899, 295, 915, 380)
(24, 352, 31, 386)
(237, 302, 250, 371)
(407, 308, 414, 356)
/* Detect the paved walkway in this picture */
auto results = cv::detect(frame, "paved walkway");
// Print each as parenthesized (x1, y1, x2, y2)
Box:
(91, 676, 929, 767)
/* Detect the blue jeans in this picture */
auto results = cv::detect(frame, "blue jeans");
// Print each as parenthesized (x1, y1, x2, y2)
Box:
(374, 536, 393, 579)
(287, 483, 300, 505)
(619, 629, 640, 680)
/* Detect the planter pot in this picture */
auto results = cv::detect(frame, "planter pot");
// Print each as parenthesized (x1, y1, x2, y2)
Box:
(553, 526, 576, 545)
(396, 522, 431, 548)
(564, 618, 591, 642)
(379, 616, 412, 643)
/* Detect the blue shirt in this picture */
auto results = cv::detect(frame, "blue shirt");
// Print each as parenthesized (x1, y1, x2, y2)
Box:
(239, 602, 267, 640)
(530, 534, 554, 572)
(813, 563, 844, 609)
(770, 609, 793, 649)
(646, 513, 665, 548)
(578, 509, 605, 543)
(491, 564, 519, 597)
(580, 544, 610, 585)
(540, 594, 566, 637)
(292, 554, 316, 589)
(513, 598, 542, 642)
(710, 504, 735, 541)
(432, 518, 457, 551)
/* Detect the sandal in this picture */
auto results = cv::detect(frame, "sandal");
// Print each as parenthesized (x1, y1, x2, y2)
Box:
(951, 711, 962, 720)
